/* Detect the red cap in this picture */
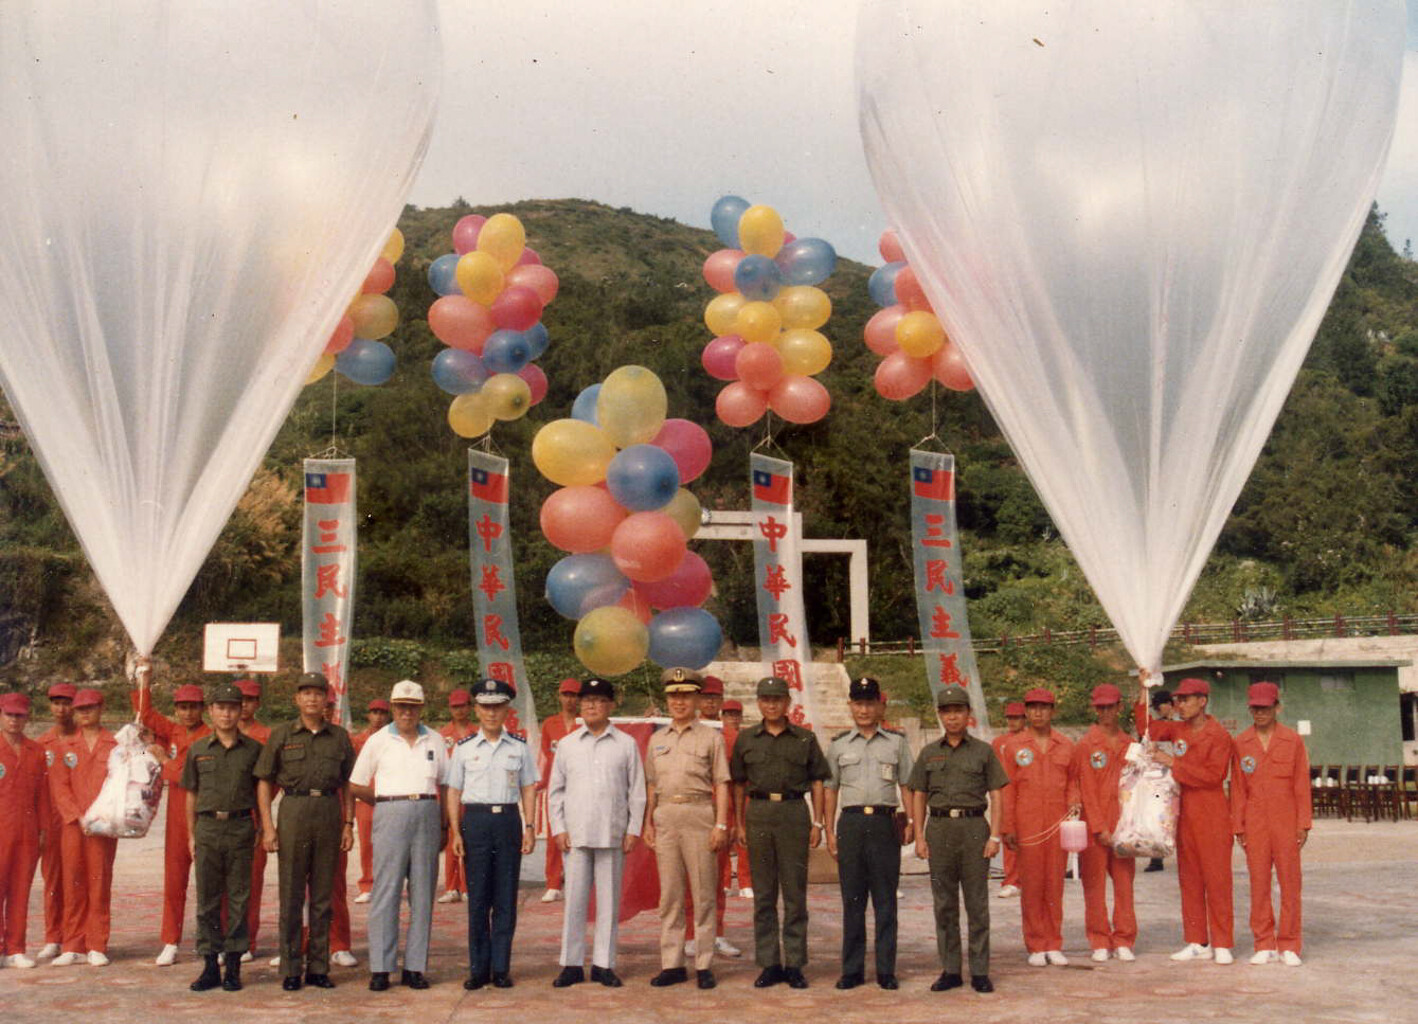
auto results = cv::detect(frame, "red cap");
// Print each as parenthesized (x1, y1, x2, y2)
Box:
(1, 693, 31, 714)
(48, 683, 77, 701)
(699, 675, 724, 696)
(1174, 677, 1210, 698)
(449, 688, 472, 707)
(325, 685, 339, 706)
(1090, 684, 1122, 707)
(73, 688, 104, 709)
(1023, 687, 1056, 705)
(1004, 701, 1026, 717)
(174, 684, 206, 705)
(558, 678, 582, 696)
(721, 699, 743, 712)
(235, 679, 262, 699)
(1247, 682, 1279, 707)
(368, 698, 391, 712)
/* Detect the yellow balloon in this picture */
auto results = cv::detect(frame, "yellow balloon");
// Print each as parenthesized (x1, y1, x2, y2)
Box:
(456, 251, 505, 306)
(532, 419, 617, 486)
(347, 294, 398, 340)
(738, 204, 785, 258)
(596, 365, 668, 448)
(774, 286, 832, 330)
(778, 329, 833, 376)
(448, 392, 495, 438)
(305, 352, 335, 385)
(380, 228, 405, 264)
(663, 488, 702, 540)
(573, 605, 650, 677)
(704, 293, 745, 336)
(895, 310, 947, 358)
(482, 373, 533, 421)
(477, 213, 527, 272)
(735, 301, 782, 345)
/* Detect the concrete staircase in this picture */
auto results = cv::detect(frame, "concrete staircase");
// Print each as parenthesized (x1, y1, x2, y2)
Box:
(704, 660, 853, 734)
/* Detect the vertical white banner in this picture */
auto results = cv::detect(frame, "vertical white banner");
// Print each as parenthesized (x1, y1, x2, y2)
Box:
(302, 458, 356, 728)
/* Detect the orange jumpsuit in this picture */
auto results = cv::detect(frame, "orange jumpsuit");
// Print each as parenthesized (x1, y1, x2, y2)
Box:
(1150, 717, 1235, 949)
(49, 730, 118, 954)
(0, 733, 49, 954)
(36, 725, 75, 947)
(537, 713, 577, 891)
(440, 721, 475, 894)
(240, 719, 270, 952)
(991, 733, 1019, 889)
(352, 726, 376, 895)
(1001, 729, 1077, 953)
(132, 690, 210, 946)
(1070, 725, 1137, 951)
(1230, 723, 1311, 954)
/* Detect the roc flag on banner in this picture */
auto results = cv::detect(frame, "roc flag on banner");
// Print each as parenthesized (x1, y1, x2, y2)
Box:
(909, 449, 989, 737)
(468, 450, 539, 752)
(303, 458, 356, 728)
(749, 453, 820, 729)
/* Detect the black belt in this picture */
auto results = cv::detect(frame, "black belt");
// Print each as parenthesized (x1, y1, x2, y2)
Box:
(842, 805, 897, 816)
(462, 803, 519, 814)
(283, 788, 338, 798)
(929, 807, 984, 818)
(375, 793, 438, 803)
(748, 791, 804, 802)
(197, 810, 253, 821)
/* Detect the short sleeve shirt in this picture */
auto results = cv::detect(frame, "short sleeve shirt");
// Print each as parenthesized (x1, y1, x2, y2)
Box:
(181, 732, 262, 814)
(446, 730, 538, 804)
(906, 734, 1009, 810)
(644, 720, 730, 800)
(826, 727, 915, 807)
(252, 719, 355, 792)
(728, 722, 831, 794)
(349, 723, 448, 797)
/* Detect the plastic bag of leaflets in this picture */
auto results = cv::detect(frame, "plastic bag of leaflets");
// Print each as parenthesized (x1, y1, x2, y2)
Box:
(81, 723, 164, 838)
(1111, 741, 1179, 859)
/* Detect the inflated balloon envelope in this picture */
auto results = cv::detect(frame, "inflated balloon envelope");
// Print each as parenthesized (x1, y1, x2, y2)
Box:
(857, 0, 1405, 679)
(0, 2, 441, 654)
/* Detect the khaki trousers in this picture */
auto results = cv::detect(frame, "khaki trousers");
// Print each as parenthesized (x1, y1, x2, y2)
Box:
(654, 800, 717, 969)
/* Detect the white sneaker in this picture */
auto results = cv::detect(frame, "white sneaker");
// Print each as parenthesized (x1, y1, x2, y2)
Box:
(724, 888, 738, 899)
(330, 949, 358, 967)
(1170, 943, 1212, 961)
(268, 955, 282, 967)
(353, 892, 371, 905)
(437, 890, 460, 904)
(1249, 949, 1278, 965)
(1027, 952, 1047, 967)
(1091, 949, 1109, 963)
(38, 943, 60, 959)
(540, 888, 562, 904)
(1045, 950, 1069, 966)
(684, 940, 696, 957)
(1281, 951, 1303, 967)
(6, 954, 36, 969)
(996, 884, 1020, 899)
(50, 951, 83, 967)
(240, 951, 253, 963)
(714, 936, 742, 958)
(1213, 948, 1234, 965)
(87, 950, 109, 967)
(154, 943, 178, 966)
(1115, 947, 1135, 962)
(739, 887, 754, 899)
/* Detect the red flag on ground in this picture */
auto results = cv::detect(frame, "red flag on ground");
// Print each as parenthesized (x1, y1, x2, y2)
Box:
(612, 719, 663, 922)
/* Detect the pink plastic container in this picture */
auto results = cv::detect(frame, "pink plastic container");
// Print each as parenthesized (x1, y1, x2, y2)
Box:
(1060, 819, 1089, 852)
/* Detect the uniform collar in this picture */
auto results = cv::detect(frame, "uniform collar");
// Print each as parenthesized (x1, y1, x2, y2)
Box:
(385, 722, 430, 740)
(848, 726, 884, 742)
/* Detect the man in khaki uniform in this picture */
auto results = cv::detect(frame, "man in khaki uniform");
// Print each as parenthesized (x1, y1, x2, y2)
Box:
(642, 668, 731, 990)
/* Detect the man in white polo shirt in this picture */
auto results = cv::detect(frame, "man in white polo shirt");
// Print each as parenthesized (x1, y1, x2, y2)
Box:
(348, 680, 448, 992)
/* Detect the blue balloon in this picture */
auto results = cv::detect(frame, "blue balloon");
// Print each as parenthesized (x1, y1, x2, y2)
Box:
(571, 384, 601, 425)
(520, 322, 550, 360)
(710, 195, 750, 249)
(430, 348, 488, 395)
(481, 329, 532, 374)
(648, 607, 723, 670)
(868, 261, 907, 307)
(605, 444, 680, 512)
(733, 254, 783, 301)
(335, 338, 395, 386)
(775, 237, 837, 287)
(428, 252, 461, 297)
(545, 554, 628, 620)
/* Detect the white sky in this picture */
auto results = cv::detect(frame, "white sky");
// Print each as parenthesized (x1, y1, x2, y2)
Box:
(410, 2, 1418, 264)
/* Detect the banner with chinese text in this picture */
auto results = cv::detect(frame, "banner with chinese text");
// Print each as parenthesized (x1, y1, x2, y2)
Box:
(302, 458, 356, 728)
(910, 449, 989, 736)
(749, 453, 820, 729)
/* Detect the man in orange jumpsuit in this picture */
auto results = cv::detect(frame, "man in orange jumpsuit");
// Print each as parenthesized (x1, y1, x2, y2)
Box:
(718, 700, 751, 896)
(1230, 681, 1311, 967)
(351, 697, 391, 904)
(1148, 676, 1235, 964)
(324, 686, 357, 967)
(1, 692, 49, 968)
(436, 688, 475, 903)
(1069, 684, 1137, 962)
(683, 675, 741, 958)
(48, 688, 117, 966)
(991, 701, 1026, 898)
(235, 679, 269, 961)
(132, 672, 210, 966)
(1000, 687, 1077, 967)
(537, 678, 580, 903)
(36, 682, 77, 960)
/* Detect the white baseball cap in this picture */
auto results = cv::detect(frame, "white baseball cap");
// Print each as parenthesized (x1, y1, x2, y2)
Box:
(389, 680, 425, 705)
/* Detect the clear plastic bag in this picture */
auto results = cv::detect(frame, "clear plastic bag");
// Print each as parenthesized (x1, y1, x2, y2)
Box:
(1112, 748, 1179, 860)
(81, 724, 164, 839)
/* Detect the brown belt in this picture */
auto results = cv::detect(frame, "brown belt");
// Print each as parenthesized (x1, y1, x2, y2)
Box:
(665, 793, 712, 804)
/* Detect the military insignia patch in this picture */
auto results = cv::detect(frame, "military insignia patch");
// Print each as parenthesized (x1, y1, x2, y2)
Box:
(1015, 747, 1034, 767)
(1240, 755, 1257, 774)
(169, 743, 178, 759)
(1090, 750, 1108, 770)
(1174, 740, 1189, 757)
(45, 749, 54, 767)
(64, 751, 78, 768)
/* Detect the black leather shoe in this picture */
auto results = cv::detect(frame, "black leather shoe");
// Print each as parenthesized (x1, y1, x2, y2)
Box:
(401, 970, 429, 990)
(877, 974, 899, 990)
(1144, 858, 1164, 872)
(834, 972, 864, 990)
(190, 955, 222, 992)
(696, 969, 717, 990)
(282, 976, 303, 992)
(930, 971, 963, 992)
(464, 974, 489, 991)
(304, 973, 335, 989)
(368, 972, 390, 992)
(222, 953, 243, 992)
(650, 967, 687, 987)
(591, 966, 623, 987)
(754, 965, 784, 988)
(971, 975, 994, 993)
(491, 972, 513, 988)
(783, 967, 808, 989)
(552, 966, 585, 988)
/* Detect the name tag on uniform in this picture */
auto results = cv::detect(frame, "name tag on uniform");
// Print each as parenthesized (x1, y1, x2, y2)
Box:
(879, 762, 897, 782)
(426, 750, 435, 761)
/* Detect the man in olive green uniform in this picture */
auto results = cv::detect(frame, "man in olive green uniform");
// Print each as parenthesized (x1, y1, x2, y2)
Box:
(254, 672, 356, 991)
(181, 682, 262, 993)
(728, 676, 830, 989)
(908, 685, 1009, 994)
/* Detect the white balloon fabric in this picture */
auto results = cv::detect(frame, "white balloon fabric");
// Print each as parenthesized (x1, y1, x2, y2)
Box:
(0, 2, 440, 654)
(857, 1, 1405, 677)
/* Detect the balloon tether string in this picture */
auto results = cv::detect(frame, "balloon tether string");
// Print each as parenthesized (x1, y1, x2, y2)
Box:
(312, 373, 347, 460)
(914, 381, 948, 451)
(751, 413, 788, 458)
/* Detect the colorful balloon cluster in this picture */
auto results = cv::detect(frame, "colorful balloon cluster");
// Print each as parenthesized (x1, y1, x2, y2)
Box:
(425, 212, 560, 437)
(308, 229, 406, 386)
(863, 229, 974, 400)
(701, 196, 838, 427)
(532, 366, 723, 676)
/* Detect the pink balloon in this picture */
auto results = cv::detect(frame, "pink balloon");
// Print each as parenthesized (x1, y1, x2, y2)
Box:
(518, 363, 549, 406)
(428, 295, 495, 352)
(361, 258, 395, 295)
(894, 265, 933, 313)
(516, 247, 542, 267)
(875, 350, 932, 400)
(617, 587, 653, 624)
(540, 486, 627, 553)
(864, 305, 906, 356)
(702, 249, 745, 293)
(650, 418, 713, 484)
(611, 512, 688, 583)
(768, 375, 831, 424)
(490, 285, 544, 331)
(634, 551, 712, 610)
(702, 335, 745, 381)
(452, 214, 486, 255)
(878, 229, 905, 264)
(715, 382, 768, 427)
(783, 231, 797, 245)
(932, 341, 975, 392)
(324, 314, 355, 355)
(735, 342, 784, 391)
(506, 263, 559, 304)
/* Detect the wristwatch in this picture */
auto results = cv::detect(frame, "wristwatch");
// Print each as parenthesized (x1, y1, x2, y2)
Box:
(714, 823, 728, 831)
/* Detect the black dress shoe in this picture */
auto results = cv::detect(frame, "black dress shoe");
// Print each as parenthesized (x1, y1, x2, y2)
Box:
(282, 976, 303, 992)
(930, 971, 963, 991)
(878, 974, 899, 990)
(650, 967, 688, 987)
(591, 966, 623, 987)
(697, 969, 716, 990)
(1145, 858, 1164, 872)
(190, 955, 222, 992)
(971, 975, 994, 993)
(401, 970, 429, 990)
(491, 972, 513, 988)
(552, 966, 585, 988)
(834, 972, 864, 990)
(368, 972, 390, 992)
(222, 953, 243, 992)
(783, 967, 808, 989)
(754, 965, 784, 987)
(464, 974, 489, 991)
(304, 973, 335, 989)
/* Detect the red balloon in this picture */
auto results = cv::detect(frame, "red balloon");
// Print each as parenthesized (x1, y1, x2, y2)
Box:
(735, 341, 784, 391)
(518, 363, 549, 406)
(617, 587, 653, 624)
(650, 418, 713, 484)
(874, 350, 932, 400)
(715, 382, 768, 427)
(540, 486, 626, 553)
(894, 266, 933, 313)
(428, 295, 495, 352)
(702, 249, 745, 293)
(490, 285, 543, 331)
(879, 229, 905, 264)
(324, 313, 355, 355)
(768, 375, 830, 424)
(702, 335, 745, 381)
(634, 551, 712, 609)
(506, 264, 559, 305)
(515, 246, 542, 267)
(932, 341, 975, 392)
(864, 305, 905, 356)
(611, 512, 688, 583)
(452, 214, 486, 255)
(361, 258, 396, 295)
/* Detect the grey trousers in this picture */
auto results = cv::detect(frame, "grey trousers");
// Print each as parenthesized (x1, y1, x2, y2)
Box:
(369, 799, 442, 973)
(560, 845, 625, 969)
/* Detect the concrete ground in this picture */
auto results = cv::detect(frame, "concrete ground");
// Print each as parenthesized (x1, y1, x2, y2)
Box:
(3, 817, 1415, 1024)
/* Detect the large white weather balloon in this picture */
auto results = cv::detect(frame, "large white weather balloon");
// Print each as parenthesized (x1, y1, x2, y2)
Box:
(0, 2, 441, 654)
(857, 0, 1405, 678)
